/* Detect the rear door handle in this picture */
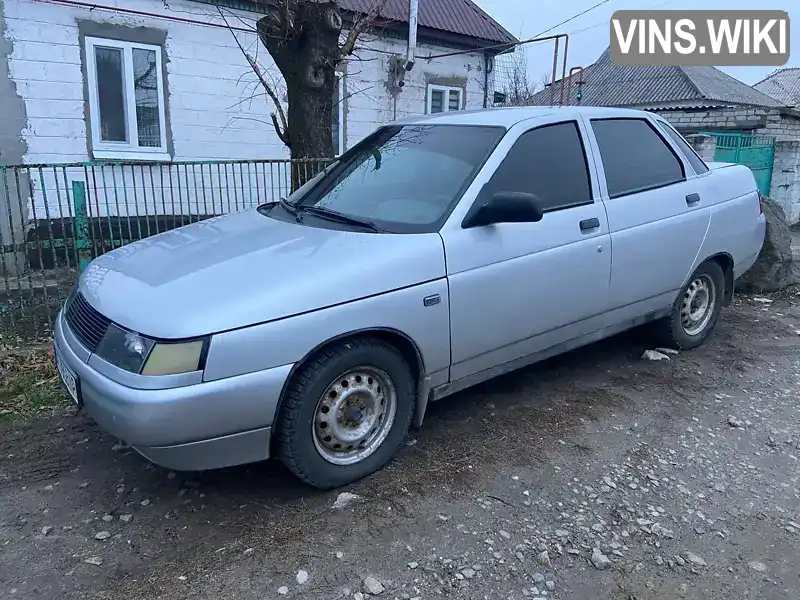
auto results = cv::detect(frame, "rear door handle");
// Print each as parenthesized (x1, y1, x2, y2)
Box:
(686, 193, 701, 206)
(579, 217, 600, 232)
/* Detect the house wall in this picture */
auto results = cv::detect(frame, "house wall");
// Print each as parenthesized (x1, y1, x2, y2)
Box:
(657, 106, 800, 141)
(684, 134, 716, 161)
(771, 140, 800, 224)
(1, 0, 489, 221)
(0, 0, 29, 275)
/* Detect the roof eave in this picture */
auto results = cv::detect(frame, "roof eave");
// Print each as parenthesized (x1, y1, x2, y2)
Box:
(192, 0, 518, 49)
(364, 17, 517, 50)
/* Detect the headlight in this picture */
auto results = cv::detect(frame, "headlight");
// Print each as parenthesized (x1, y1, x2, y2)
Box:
(96, 324, 206, 375)
(141, 340, 205, 376)
(96, 324, 155, 373)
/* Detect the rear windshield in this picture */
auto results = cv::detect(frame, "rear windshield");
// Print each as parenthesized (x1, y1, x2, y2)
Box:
(290, 124, 505, 233)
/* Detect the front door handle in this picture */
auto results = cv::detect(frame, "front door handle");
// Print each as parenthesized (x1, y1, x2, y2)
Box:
(686, 193, 701, 206)
(579, 217, 600, 232)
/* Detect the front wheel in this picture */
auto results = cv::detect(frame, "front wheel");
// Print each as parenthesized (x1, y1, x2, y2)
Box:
(652, 260, 726, 350)
(275, 338, 415, 489)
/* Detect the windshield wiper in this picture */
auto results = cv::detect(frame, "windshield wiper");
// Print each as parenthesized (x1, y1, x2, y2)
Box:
(279, 197, 302, 222)
(299, 206, 385, 232)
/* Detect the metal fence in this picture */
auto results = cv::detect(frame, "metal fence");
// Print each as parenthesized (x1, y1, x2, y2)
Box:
(0, 158, 331, 338)
(699, 132, 776, 196)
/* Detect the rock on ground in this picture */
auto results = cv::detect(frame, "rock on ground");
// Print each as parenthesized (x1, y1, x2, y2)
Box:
(362, 576, 384, 595)
(591, 548, 612, 570)
(642, 349, 670, 361)
(537, 550, 552, 568)
(685, 552, 707, 567)
(332, 492, 361, 510)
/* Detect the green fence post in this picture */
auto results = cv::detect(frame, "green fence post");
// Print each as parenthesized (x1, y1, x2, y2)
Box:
(71, 180, 91, 272)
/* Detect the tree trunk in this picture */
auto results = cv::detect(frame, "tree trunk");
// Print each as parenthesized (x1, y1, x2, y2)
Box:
(257, 1, 342, 190)
(285, 77, 332, 190)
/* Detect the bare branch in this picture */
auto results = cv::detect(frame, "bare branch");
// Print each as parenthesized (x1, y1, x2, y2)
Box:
(216, 3, 289, 145)
(271, 113, 289, 145)
(339, 0, 390, 59)
(499, 49, 540, 106)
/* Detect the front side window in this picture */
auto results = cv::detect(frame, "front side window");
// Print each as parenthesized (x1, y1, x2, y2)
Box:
(283, 125, 504, 233)
(482, 121, 593, 212)
(84, 37, 168, 159)
(427, 84, 463, 114)
(591, 118, 685, 198)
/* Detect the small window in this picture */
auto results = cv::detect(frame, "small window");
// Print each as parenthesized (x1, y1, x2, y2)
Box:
(84, 37, 168, 159)
(427, 84, 463, 114)
(483, 121, 593, 212)
(332, 73, 345, 156)
(591, 118, 685, 198)
(655, 120, 710, 174)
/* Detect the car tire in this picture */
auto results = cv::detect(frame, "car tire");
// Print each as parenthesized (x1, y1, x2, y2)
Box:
(652, 260, 726, 350)
(275, 338, 415, 489)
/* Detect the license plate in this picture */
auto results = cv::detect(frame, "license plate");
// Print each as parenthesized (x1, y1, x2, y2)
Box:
(55, 347, 80, 407)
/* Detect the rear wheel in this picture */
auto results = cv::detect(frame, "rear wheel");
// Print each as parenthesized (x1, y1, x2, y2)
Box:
(275, 338, 415, 489)
(652, 260, 726, 350)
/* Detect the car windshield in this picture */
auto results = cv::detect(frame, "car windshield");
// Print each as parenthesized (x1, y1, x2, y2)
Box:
(288, 124, 504, 233)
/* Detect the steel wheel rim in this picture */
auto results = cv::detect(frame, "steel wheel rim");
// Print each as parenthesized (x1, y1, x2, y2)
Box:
(312, 366, 397, 466)
(681, 274, 716, 336)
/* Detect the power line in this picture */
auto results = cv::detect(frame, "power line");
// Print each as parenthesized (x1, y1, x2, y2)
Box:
(532, 0, 617, 39)
(423, 0, 621, 61)
(566, 0, 675, 37)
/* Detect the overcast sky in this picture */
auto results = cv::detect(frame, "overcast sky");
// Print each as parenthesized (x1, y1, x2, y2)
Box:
(472, 0, 798, 86)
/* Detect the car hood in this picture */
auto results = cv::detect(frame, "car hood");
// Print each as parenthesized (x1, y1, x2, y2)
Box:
(79, 210, 446, 338)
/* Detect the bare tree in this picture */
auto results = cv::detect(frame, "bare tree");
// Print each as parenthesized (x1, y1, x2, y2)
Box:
(219, 0, 388, 188)
(501, 50, 538, 106)
(536, 71, 552, 92)
(495, 49, 552, 107)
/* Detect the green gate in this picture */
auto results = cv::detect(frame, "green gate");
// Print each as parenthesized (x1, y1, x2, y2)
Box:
(700, 131, 775, 195)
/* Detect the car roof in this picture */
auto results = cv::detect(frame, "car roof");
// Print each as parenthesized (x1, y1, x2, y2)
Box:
(393, 106, 653, 128)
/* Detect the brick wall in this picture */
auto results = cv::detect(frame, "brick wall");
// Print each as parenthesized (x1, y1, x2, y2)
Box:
(658, 106, 800, 141)
(771, 140, 800, 225)
(760, 111, 800, 141)
(684, 134, 716, 161)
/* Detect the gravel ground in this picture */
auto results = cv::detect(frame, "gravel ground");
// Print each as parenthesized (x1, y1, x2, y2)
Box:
(1, 291, 799, 600)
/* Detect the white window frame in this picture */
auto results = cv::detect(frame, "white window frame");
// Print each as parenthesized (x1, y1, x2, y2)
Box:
(333, 72, 345, 156)
(84, 36, 169, 161)
(426, 84, 464, 114)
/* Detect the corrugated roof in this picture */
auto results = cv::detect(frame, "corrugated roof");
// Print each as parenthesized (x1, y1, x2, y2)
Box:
(338, 0, 517, 45)
(754, 68, 800, 108)
(527, 48, 783, 109)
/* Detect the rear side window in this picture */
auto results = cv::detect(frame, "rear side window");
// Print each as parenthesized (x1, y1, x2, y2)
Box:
(484, 121, 592, 212)
(591, 118, 685, 198)
(655, 121, 710, 174)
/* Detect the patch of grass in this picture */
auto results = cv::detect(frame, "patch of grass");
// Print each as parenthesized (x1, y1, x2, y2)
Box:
(0, 343, 70, 421)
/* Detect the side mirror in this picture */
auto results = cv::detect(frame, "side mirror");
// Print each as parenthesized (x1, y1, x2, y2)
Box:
(462, 191, 544, 228)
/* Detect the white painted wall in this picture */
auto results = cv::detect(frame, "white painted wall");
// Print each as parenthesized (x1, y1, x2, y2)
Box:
(2, 0, 491, 219)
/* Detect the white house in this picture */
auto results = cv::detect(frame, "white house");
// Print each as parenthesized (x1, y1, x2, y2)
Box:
(0, 0, 517, 259)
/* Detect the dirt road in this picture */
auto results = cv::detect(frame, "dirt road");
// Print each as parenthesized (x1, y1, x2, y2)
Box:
(1, 292, 799, 600)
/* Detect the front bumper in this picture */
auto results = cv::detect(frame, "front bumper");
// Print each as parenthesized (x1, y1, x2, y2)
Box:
(54, 312, 293, 471)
